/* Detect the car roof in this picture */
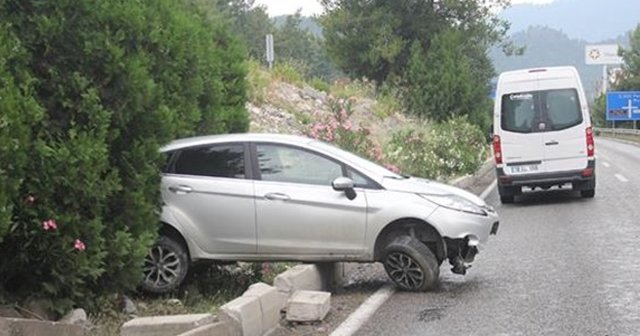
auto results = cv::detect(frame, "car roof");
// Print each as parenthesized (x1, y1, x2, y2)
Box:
(160, 133, 315, 152)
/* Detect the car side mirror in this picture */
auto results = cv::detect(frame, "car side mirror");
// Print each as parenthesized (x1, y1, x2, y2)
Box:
(332, 177, 357, 200)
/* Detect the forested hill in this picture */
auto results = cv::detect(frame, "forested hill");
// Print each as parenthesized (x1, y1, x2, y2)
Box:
(502, 0, 640, 42)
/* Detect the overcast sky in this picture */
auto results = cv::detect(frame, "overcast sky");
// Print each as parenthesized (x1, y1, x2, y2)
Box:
(254, 0, 556, 17)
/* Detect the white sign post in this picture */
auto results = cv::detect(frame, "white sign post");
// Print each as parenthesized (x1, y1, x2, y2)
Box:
(585, 44, 623, 95)
(265, 34, 274, 70)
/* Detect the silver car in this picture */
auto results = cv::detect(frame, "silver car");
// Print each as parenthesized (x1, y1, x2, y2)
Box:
(142, 134, 499, 293)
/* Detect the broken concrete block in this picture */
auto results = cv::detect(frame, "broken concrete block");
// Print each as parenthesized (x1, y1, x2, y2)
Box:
(273, 265, 323, 298)
(242, 282, 284, 334)
(219, 296, 262, 336)
(286, 290, 331, 322)
(120, 314, 215, 336)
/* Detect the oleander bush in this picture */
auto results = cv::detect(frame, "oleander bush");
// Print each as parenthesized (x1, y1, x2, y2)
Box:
(0, 0, 247, 314)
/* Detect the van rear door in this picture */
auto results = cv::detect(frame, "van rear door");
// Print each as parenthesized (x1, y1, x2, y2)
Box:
(499, 92, 545, 175)
(540, 88, 588, 172)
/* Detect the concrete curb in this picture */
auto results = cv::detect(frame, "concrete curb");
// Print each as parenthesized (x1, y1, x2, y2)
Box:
(0, 317, 84, 336)
(120, 314, 215, 336)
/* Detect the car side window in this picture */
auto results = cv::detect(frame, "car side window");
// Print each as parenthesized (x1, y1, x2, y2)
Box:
(256, 144, 343, 186)
(347, 168, 374, 188)
(173, 144, 245, 178)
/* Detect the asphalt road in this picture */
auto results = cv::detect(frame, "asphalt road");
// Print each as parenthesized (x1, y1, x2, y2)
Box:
(355, 138, 640, 336)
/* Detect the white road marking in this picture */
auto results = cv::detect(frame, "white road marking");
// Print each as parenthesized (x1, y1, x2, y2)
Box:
(330, 285, 396, 336)
(602, 162, 611, 168)
(330, 180, 497, 336)
(480, 180, 497, 200)
(615, 174, 629, 182)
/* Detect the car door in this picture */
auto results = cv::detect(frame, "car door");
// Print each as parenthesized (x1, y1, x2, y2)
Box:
(162, 142, 256, 254)
(499, 91, 545, 175)
(252, 143, 368, 256)
(539, 88, 588, 173)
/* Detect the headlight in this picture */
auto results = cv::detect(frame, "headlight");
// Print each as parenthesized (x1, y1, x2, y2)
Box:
(419, 194, 487, 216)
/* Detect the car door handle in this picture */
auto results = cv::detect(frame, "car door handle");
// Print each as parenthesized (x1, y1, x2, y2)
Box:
(169, 185, 193, 194)
(545, 141, 559, 146)
(264, 192, 290, 201)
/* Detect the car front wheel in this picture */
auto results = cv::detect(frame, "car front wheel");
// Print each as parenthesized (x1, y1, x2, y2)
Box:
(383, 236, 439, 291)
(141, 235, 189, 294)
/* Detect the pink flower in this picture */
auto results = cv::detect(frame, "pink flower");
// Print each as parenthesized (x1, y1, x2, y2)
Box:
(73, 239, 86, 251)
(42, 219, 58, 231)
(343, 121, 353, 131)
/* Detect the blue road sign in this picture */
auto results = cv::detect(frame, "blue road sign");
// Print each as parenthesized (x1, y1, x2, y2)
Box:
(607, 91, 640, 121)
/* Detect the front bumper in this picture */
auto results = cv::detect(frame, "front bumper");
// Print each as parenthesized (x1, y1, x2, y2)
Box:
(427, 205, 499, 250)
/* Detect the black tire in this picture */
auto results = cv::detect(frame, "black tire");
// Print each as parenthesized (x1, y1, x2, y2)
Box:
(141, 235, 189, 294)
(581, 189, 595, 198)
(500, 195, 515, 204)
(498, 185, 515, 204)
(383, 236, 439, 292)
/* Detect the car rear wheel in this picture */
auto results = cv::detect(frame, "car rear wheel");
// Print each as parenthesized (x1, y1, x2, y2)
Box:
(383, 236, 439, 291)
(141, 235, 189, 294)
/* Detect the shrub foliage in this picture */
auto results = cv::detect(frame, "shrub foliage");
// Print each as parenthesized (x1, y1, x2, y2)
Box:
(0, 0, 247, 313)
(386, 117, 488, 181)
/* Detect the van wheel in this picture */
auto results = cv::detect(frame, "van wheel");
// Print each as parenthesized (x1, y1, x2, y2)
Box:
(141, 235, 189, 294)
(500, 195, 514, 204)
(581, 189, 595, 198)
(383, 236, 439, 291)
(498, 186, 515, 204)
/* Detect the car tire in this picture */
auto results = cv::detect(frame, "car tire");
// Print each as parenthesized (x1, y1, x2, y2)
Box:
(581, 189, 595, 198)
(141, 235, 189, 294)
(383, 236, 439, 292)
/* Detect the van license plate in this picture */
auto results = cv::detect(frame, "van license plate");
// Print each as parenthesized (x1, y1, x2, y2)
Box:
(510, 164, 539, 173)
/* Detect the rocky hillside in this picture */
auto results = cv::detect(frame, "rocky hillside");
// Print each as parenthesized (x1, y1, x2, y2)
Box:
(247, 75, 410, 147)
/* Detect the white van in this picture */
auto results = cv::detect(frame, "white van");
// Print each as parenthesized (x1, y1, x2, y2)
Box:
(492, 66, 595, 203)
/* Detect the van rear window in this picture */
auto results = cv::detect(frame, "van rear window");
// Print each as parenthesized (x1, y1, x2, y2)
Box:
(501, 89, 582, 133)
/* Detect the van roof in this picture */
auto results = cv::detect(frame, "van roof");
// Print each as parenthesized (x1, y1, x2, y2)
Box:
(498, 66, 580, 83)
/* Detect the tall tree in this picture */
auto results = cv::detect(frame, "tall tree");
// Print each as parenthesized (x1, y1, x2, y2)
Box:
(406, 29, 492, 128)
(319, 0, 511, 83)
(617, 24, 640, 91)
(212, 0, 275, 61)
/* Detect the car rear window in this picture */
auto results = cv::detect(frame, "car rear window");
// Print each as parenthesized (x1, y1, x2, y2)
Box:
(501, 89, 582, 133)
(173, 144, 245, 178)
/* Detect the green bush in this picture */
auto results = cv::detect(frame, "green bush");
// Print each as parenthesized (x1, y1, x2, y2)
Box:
(310, 77, 331, 93)
(0, 0, 247, 314)
(386, 117, 487, 181)
(272, 60, 307, 87)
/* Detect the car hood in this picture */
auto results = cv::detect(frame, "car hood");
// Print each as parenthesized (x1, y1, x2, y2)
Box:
(381, 177, 487, 206)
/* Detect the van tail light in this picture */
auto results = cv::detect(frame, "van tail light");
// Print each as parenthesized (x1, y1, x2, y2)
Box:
(582, 168, 594, 177)
(493, 135, 503, 165)
(586, 127, 595, 157)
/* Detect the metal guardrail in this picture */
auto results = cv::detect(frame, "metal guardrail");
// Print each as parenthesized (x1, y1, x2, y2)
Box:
(594, 127, 640, 136)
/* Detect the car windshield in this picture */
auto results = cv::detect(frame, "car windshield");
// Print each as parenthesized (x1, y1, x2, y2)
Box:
(501, 88, 583, 133)
(309, 140, 405, 180)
